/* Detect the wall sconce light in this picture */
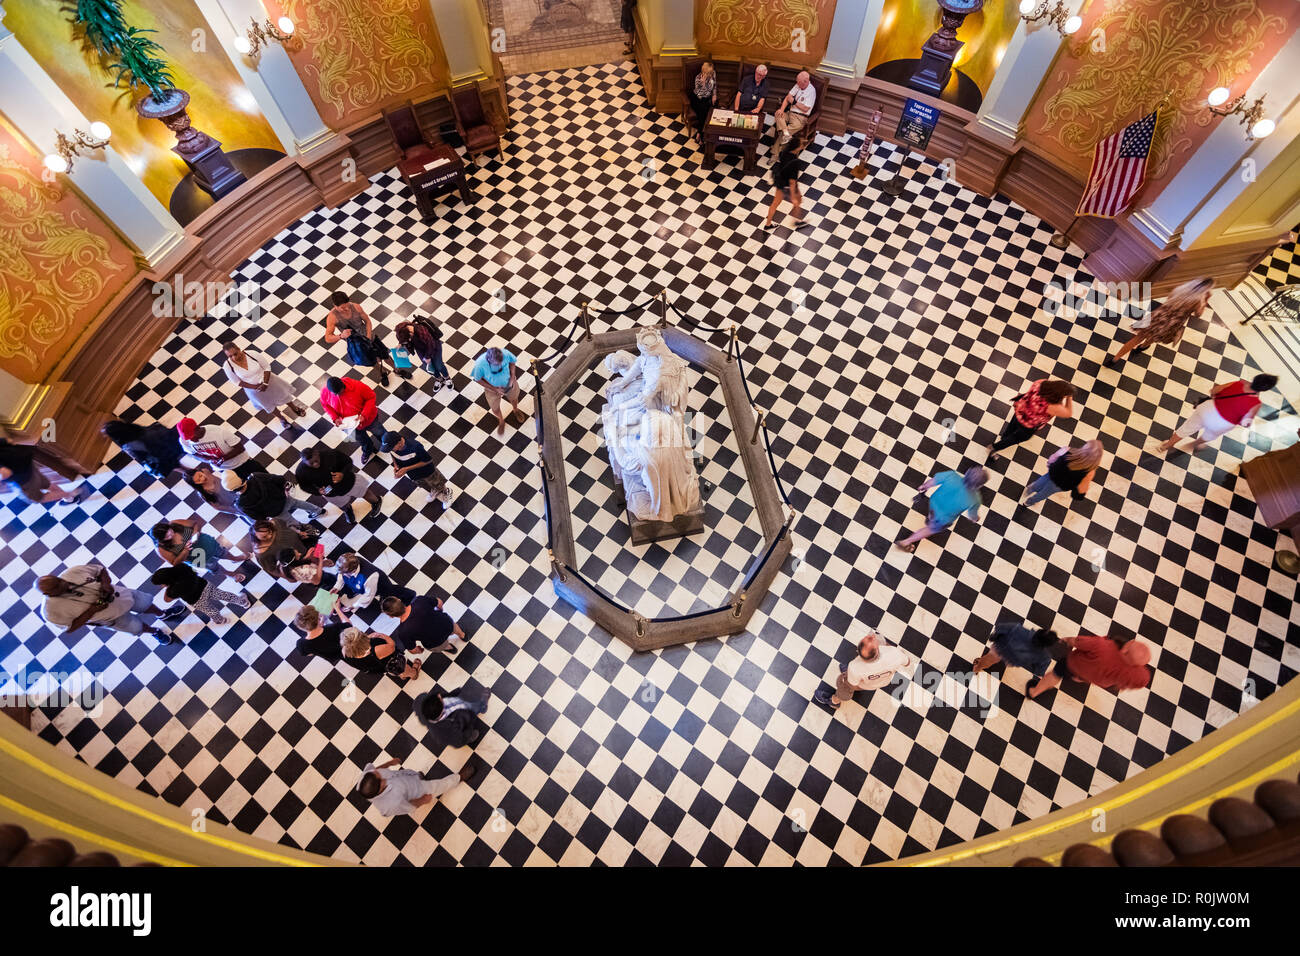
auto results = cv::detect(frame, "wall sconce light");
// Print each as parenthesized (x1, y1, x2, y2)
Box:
(43, 122, 112, 174)
(1206, 87, 1274, 140)
(1018, 0, 1082, 38)
(233, 15, 295, 58)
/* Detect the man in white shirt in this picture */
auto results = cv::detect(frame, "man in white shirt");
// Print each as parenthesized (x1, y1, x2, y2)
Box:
(775, 71, 817, 144)
(176, 417, 268, 480)
(814, 632, 913, 710)
(356, 758, 476, 817)
(38, 564, 185, 647)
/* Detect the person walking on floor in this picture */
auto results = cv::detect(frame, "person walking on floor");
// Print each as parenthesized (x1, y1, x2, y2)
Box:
(292, 603, 348, 665)
(395, 316, 452, 389)
(341, 627, 422, 681)
(186, 463, 250, 525)
(413, 687, 491, 747)
(986, 378, 1076, 456)
(1023, 439, 1103, 507)
(221, 338, 307, 431)
(150, 564, 251, 627)
(102, 419, 185, 481)
(294, 443, 384, 526)
(380, 430, 455, 508)
(1027, 634, 1152, 700)
(895, 466, 987, 552)
(382, 594, 466, 656)
(38, 563, 185, 647)
(1104, 277, 1213, 368)
(814, 632, 914, 711)
(0, 439, 89, 506)
(471, 346, 523, 435)
(150, 516, 248, 583)
(249, 518, 332, 583)
(323, 290, 403, 387)
(332, 553, 415, 620)
(228, 470, 322, 524)
(1158, 373, 1277, 454)
(320, 376, 386, 466)
(972, 620, 1062, 686)
(762, 142, 806, 231)
(355, 757, 475, 818)
(176, 417, 269, 480)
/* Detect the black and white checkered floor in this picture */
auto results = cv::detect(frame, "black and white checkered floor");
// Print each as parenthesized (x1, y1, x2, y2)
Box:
(3, 62, 1298, 865)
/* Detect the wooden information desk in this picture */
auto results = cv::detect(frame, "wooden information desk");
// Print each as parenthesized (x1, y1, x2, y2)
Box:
(1241, 442, 1300, 550)
(401, 144, 471, 220)
(702, 109, 763, 173)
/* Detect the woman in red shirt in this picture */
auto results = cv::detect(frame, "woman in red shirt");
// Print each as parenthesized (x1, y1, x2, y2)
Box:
(987, 378, 1076, 456)
(1158, 373, 1276, 453)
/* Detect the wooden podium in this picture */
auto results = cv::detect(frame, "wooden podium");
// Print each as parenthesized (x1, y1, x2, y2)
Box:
(1241, 443, 1300, 550)
(401, 144, 471, 221)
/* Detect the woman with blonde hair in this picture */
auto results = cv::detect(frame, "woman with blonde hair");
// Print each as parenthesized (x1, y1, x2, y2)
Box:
(1104, 277, 1213, 368)
(688, 61, 717, 141)
(1023, 439, 1103, 506)
(340, 626, 422, 681)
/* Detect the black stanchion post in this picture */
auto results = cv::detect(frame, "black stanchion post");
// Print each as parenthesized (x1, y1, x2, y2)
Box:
(659, 289, 668, 326)
(882, 145, 907, 197)
(725, 323, 737, 362)
(582, 301, 591, 340)
(750, 410, 764, 446)
(530, 358, 542, 395)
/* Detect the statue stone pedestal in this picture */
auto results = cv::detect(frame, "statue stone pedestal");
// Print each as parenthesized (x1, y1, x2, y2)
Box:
(616, 474, 706, 546)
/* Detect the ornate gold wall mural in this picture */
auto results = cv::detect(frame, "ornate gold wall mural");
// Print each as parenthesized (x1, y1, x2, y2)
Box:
(696, 0, 838, 66)
(0, 116, 135, 385)
(1025, 0, 1294, 197)
(269, 0, 451, 127)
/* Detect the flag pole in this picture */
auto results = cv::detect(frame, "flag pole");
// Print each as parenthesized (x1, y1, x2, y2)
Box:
(1050, 215, 1080, 249)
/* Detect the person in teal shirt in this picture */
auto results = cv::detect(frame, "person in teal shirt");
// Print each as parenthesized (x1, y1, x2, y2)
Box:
(471, 346, 522, 435)
(896, 466, 986, 552)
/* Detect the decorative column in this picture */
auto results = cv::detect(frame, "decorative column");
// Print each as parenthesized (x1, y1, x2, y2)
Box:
(427, 0, 495, 83)
(0, 4, 184, 266)
(633, 0, 695, 112)
(196, 0, 333, 153)
(819, 0, 886, 80)
(957, 0, 1082, 195)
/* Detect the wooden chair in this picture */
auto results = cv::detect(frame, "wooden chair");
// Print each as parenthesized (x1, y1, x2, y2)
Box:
(382, 100, 439, 165)
(450, 81, 503, 162)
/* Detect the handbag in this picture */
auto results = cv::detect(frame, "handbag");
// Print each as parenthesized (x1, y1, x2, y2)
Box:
(345, 334, 379, 366)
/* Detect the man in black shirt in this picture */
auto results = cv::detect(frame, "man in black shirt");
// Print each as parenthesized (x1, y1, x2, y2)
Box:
(734, 63, 768, 115)
(295, 444, 383, 525)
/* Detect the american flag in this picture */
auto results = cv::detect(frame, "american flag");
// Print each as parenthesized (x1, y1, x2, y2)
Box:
(1075, 109, 1159, 218)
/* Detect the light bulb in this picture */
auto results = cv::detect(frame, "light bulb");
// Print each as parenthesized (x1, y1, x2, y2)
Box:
(44, 153, 68, 173)
(277, 16, 294, 35)
(1063, 15, 1083, 34)
(1019, 0, 1038, 15)
(234, 35, 251, 54)
(1251, 118, 1275, 139)
(89, 121, 111, 141)
(1207, 87, 1230, 107)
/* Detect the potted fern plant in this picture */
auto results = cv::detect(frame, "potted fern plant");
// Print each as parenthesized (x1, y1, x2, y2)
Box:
(67, 0, 246, 199)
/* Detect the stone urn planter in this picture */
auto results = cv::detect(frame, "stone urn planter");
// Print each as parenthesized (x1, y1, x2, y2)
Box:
(909, 0, 986, 97)
(136, 88, 246, 199)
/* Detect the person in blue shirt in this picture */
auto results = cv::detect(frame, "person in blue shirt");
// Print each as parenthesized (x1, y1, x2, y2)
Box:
(972, 620, 1061, 682)
(895, 466, 986, 552)
(470, 346, 522, 435)
(332, 552, 416, 622)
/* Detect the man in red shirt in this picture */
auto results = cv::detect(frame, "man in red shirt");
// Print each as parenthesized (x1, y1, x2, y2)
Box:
(1027, 634, 1151, 699)
(320, 376, 385, 465)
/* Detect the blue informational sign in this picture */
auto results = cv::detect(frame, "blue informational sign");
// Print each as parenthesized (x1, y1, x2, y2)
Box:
(896, 98, 940, 150)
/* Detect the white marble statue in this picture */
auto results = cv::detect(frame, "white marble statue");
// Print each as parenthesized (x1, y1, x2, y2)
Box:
(601, 328, 702, 523)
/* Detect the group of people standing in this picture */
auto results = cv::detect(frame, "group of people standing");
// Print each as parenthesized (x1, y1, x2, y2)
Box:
(813, 277, 1279, 715)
